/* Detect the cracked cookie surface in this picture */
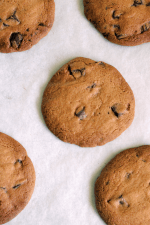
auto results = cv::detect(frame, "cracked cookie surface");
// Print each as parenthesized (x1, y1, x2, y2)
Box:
(95, 145, 150, 225)
(0, 132, 35, 224)
(0, 0, 55, 53)
(84, 0, 150, 46)
(41, 57, 135, 147)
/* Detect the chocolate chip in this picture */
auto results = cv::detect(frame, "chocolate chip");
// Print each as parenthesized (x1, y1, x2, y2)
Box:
(26, 28, 29, 32)
(106, 181, 109, 185)
(0, 18, 2, 22)
(119, 200, 124, 205)
(102, 32, 109, 38)
(68, 65, 86, 78)
(146, 2, 150, 6)
(75, 107, 87, 120)
(127, 103, 130, 111)
(107, 199, 111, 203)
(136, 154, 139, 158)
(13, 184, 21, 189)
(72, 68, 85, 76)
(7, 10, 20, 23)
(10, 32, 23, 48)
(68, 65, 73, 76)
(112, 11, 120, 19)
(118, 196, 129, 207)
(7, 10, 20, 22)
(141, 24, 150, 33)
(114, 24, 120, 29)
(111, 103, 128, 117)
(111, 106, 120, 117)
(132, 0, 143, 6)
(126, 173, 131, 178)
(39, 23, 45, 26)
(115, 32, 123, 40)
(98, 61, 105, 65)
(15, 159, 22, 165)
(90, 83, 96, 88)
(3, 23, 9, 27)
(118, 195, 123, 199)
(87, 83, 96, 89)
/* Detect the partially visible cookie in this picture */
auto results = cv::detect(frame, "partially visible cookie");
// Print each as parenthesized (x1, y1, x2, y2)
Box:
(0, 0, 55, 53)
(95, 145, 150, 225)
(84, 0, 150, 46)
(42, 57, 135, 147)
(0, 132, 35, 224)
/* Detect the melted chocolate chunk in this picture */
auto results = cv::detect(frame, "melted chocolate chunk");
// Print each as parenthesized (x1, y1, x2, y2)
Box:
(141, 24, 150, 33)
(10, 33, 23, 48)
(3, 23, 9, 27)
(68, 65, 86, 78)
(102, 32, 109, 38)
(119, 200, 124, 205)
(132, 0, 143, 6)
(115, 32, 123, 40)
(75, 107, 87, 120)
(111, 105, 121, 117)
(13, 184, 21, 189)
(111, 103, 129, 118)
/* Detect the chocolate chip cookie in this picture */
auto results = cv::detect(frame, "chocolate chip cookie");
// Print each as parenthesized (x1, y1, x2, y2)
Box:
(95, 145, 150, 225)
(0, 0, 55, 53)
(41, 57, 135, 147)
(84, 0, 150, 46)
(0, 132, 35, 224)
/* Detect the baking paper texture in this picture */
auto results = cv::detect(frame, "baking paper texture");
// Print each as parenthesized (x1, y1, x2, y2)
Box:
(0, 0, 150, 224)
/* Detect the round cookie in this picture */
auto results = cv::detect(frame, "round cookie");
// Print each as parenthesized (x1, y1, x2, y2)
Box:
(84, 0, 150, 46)
(95, 145, 150, 225)
(0, 0, 55, 53)
(42, 57, 135, 147)
(0, 132, 35, 224)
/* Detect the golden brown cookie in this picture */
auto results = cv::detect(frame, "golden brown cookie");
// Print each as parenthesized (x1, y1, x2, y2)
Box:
(0, 132, 35, 224)
(42, 57, 135, 147)
(95, 145, 150, 225)
(0, 0, 55, 53)
(84, 0, 150, 46)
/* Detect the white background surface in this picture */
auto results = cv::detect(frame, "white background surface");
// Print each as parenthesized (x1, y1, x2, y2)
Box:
(1, 0, 150, 224)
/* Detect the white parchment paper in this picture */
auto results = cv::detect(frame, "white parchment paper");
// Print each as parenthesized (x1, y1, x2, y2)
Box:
(0, 0, 150, 224)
